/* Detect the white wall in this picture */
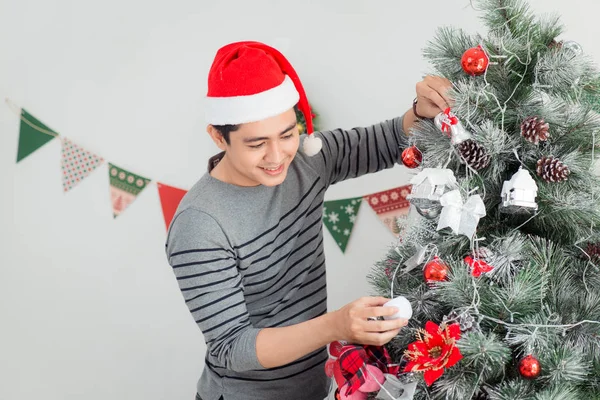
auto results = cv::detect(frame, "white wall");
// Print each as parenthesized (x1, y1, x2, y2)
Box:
(0, 1, 597, 399)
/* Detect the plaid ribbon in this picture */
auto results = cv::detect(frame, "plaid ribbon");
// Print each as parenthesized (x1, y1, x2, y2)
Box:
(333, 343, 399, 396)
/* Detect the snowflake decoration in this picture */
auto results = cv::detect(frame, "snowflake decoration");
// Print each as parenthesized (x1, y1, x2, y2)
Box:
(328, 212, 339, 224)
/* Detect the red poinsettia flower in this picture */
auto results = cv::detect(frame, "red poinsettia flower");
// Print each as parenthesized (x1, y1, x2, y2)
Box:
(464, 255, 494, 278)
(403, 321, 463, 386)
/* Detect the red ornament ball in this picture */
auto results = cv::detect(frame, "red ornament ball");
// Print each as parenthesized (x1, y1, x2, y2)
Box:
(423, 256, 449, 283)
(401, 146, 423, 169)
(519, 355, 541, 379)
(461, 45, 489, 76)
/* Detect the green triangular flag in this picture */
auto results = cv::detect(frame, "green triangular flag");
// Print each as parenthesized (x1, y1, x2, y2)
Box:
(17, 109, 58, 163)
(322, 197, 362, 253)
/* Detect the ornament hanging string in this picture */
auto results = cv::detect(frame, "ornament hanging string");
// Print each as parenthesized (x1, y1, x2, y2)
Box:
(447, 255, 600, 335)
(462, 27, 533, 135)
(390, 244, 439, 299)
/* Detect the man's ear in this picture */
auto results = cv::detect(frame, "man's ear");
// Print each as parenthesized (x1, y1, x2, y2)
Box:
(207, 125, 227, 151)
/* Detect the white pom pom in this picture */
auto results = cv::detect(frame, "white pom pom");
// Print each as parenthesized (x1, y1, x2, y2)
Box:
(303, 134, 322, 156)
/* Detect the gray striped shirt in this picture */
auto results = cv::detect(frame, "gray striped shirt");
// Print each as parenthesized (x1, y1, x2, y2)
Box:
(165, 116, 407, 400)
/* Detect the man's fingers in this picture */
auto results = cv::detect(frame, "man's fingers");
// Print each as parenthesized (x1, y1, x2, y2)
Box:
(431, 76, 453, 106)
(365, 305, 400, 318)
(361, 329, 403, 346)
(359, 296, 391, 307)
(365, 318, 408, 332)
(418, 77, 453, 113)
(422, 88, 449, 112)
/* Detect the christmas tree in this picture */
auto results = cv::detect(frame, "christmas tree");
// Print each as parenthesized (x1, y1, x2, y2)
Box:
(369, 0, 600, 398)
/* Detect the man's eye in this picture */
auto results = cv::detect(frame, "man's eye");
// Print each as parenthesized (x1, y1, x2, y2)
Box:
(282, 134, 294, 140)
(249, 143, 265, 149)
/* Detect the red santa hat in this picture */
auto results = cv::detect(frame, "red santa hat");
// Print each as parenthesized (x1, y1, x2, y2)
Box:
(204, 41, 322, 156)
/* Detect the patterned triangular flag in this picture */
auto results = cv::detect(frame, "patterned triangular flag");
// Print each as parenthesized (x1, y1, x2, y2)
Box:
(157, 182, 188, 230)
(108, 163, 151, 218)
(363, 185, 412, 237)
(60, 137, 104, 192)
(17, 109, 58, 163)
(322, 197, 362, 253)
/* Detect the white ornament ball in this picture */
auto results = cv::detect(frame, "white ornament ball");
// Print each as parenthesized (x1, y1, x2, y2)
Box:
(383, 296, 413, 320)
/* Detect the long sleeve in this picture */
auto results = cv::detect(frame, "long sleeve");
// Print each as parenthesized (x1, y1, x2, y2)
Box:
(308, 115, 408, 187)
(165, 208, 263, 372)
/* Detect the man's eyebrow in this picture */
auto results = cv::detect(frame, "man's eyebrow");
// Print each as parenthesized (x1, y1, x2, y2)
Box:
(242, 123, 297, 143)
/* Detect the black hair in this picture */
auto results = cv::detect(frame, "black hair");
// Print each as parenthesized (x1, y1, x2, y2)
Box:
(213, 124, 240, 144)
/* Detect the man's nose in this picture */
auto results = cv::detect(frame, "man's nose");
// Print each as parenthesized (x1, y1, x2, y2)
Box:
(264, 141, 283, 164)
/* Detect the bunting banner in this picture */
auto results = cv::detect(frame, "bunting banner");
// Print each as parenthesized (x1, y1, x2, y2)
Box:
(157, 182, 188, 230)
(363, 185, 412, 237)
(60, 137, 104, 192)
(11, 102, 415, 247)
(322, 197, 362, 253)
(17, 108, 58, 163)
(109, 163, 151, 218)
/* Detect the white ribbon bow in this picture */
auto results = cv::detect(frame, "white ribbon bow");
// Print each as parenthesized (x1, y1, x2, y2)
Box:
(436, 190, 486, 238)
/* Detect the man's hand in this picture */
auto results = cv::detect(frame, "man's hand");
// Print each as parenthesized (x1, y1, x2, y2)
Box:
(255, 296, 408, 368)
(402, 75, 453, 133)
(414, 76, 453, 119)
(331, 296, 408, 346)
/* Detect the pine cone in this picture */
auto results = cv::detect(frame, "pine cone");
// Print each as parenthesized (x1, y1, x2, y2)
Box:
(584, 242, 600, 262)
(443, 310, 480, 333)
(457, 139, 491, 170)
(521, 116, 550, 144)
(549, 39, 563, 50)
(536, 156, 570, 182)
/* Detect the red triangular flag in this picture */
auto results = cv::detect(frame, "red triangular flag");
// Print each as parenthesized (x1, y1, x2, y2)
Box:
(157, 182, 188, 230)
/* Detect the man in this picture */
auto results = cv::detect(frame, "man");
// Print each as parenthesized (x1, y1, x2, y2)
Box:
(165, 41, 451, 400)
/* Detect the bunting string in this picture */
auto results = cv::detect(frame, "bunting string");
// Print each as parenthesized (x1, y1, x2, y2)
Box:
(6, 98, 60, 137)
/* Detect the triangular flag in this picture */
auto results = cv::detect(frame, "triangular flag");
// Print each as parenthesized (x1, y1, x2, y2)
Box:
(157, 182, 188, 230)
(363, 185, 412, 237)
(108, 163, 151, 218)
(17, 109, 58, 163)
(322, 197, 362, 253)
(60, 137, 104, 192)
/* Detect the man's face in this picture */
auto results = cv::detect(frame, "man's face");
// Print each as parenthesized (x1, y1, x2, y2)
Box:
(213, 108, 300, 187)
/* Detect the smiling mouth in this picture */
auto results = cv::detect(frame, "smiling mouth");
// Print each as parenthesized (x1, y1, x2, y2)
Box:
(260, 164, 284, 175)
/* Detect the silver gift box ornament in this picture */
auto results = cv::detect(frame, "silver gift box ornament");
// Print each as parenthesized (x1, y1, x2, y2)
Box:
(407, 168, 458, 219)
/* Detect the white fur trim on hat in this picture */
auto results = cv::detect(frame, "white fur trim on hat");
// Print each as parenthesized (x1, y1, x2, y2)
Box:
(205, 75, 300, 125)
